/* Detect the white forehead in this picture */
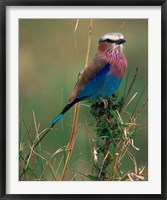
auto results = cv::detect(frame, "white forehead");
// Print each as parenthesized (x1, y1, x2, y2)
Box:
(100, 32, 124, 41)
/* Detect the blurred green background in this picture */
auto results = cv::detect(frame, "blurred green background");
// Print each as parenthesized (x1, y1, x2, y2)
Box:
(19, 19, 148, 180)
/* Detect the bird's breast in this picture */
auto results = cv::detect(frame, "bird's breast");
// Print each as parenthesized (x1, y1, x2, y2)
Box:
(98, 48, 127, 80)
(110, 54, 127, 79)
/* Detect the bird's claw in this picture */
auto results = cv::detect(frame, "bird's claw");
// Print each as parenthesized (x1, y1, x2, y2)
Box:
(109, 96, 116, 105)
(99, 98, 108, 109)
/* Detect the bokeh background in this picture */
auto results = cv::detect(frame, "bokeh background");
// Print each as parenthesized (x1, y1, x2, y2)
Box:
(19, 19, 148, 180)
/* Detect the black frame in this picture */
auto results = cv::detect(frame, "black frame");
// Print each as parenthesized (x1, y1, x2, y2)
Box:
(0, 0, 166, 199)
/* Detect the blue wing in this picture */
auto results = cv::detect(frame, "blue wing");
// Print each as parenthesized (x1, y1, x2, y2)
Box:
(52, 63, 123, 127)
(78, 63, 122, 99)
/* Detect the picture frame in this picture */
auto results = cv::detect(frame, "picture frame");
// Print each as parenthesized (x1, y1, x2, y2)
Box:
(0, 0, 167, 199)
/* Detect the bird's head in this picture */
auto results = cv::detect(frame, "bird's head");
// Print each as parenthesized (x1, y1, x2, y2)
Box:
(98, 32, 126, 54)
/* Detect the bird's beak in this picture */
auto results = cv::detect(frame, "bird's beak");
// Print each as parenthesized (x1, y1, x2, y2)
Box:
(117, 38, 126, 44)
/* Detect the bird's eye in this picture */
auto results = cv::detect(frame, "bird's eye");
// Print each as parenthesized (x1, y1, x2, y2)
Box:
(105, 39, 116, 43)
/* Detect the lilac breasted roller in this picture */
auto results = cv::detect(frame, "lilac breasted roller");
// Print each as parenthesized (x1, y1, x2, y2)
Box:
(51, 32, 127, 127)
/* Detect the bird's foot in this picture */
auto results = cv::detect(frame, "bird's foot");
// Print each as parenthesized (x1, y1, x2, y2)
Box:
(99, 97, 108, 109)
(109, 96, 116, 106)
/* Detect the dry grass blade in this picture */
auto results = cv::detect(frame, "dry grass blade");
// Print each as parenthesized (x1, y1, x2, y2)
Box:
(130, 139, 140, 151)
(84, 114, 94, 168)
(61, 19, 93, 181)
(122, 67, 138, 108)
(98, 151, 110, 180)
(85, 19, 93, 68)
(72, 169, 93, 181)
(121, 92, 138, 113)
(74, 19, 79, 55)
(32, 111, 44, 172)
(127, 150, 138, 174)
(55, 155, 64, 177)
(28, 143, 56, 181)
(118, 142, 130, 162)
(119, 171, 131, 181)
(33, 111, 38, 134)
(108, 153, 119, 180)
(61, 104, 80, 180)
(25, 142, 35, 169)
(134, 98, 148, 118)
(51, 146, 66, 158)
(119, 21, 127, 30)
(24, 127, 50, 162)
(20, 127, 53, 180)
(33, 127, 56, 150)
(39, 162, 49, 181)
(78, 159, 97, 171)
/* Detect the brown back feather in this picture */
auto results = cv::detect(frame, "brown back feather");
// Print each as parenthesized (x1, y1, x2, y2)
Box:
(69, 53, 107, 103)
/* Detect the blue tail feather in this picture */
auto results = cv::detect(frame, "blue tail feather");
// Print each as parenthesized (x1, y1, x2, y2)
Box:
(51, 113, 63, 127)
(51, 97, 85, 127)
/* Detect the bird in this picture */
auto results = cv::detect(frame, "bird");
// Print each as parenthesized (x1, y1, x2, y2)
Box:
(34, 32, 127, 149)
(51, 32, 127, 126)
